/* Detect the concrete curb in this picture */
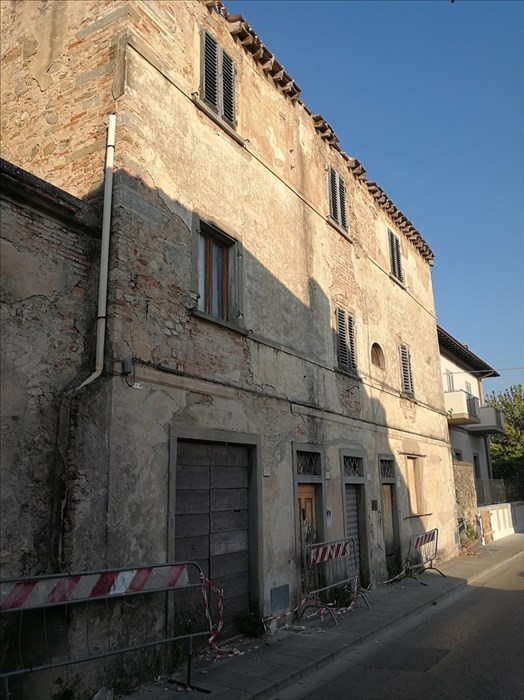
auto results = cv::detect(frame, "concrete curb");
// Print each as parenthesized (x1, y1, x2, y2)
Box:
(123, 534, 524, 700)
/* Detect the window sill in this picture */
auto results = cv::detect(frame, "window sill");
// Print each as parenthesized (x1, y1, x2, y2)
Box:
(192, 95, 246, 147)
(400, 392, 417, 404)
(326, 216, 353, 242)
(389, 273, 406, 290)
(334, 367, 361, 381)
(191, 308, 247, 335)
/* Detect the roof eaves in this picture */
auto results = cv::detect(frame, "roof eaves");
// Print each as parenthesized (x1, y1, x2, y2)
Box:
(206, 0, 435, 265)
(437, 325, 499, 377)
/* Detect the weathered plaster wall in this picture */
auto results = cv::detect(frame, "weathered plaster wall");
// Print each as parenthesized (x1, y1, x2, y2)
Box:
(0, 2, 459, 694)
(0, 164, 100, 576)
(1, 0, 456, 576)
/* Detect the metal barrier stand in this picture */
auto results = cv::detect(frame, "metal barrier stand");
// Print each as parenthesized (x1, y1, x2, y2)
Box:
(405, 528, 446, 586)
(297, 537, 369, 625)
(0, 561, 214, 696)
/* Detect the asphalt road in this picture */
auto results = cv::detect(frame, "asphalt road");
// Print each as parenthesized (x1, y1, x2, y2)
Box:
(269, 557, 524, 700)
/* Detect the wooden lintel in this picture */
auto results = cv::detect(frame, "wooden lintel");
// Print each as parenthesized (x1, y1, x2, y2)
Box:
(240, 34, 253, 46)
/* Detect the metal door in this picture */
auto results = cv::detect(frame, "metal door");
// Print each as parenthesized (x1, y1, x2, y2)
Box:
(345, 484, 361, 568)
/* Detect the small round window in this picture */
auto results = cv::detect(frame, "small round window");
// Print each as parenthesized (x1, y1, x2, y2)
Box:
(371, 343, 385, 369)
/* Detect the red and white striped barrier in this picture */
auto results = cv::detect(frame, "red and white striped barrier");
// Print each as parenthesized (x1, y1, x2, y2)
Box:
(310, 540, 350, 565)
(1, 564, 189, 612)
(413, 530, 436, 549)
(405, 528, 445, 584)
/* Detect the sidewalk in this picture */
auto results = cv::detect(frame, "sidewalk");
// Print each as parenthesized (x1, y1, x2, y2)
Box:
(122, 533, 524, 700)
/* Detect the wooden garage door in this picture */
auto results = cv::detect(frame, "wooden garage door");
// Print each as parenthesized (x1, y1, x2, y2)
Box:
(175, 441, 249, 634)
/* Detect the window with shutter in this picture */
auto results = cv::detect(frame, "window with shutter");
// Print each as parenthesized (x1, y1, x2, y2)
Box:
(400, 344, 414, 396)
(388, 229, 404, 283)
(328, 167, 348, 231)
(336, 306, 357, 372)
(202, 31, 236, 126)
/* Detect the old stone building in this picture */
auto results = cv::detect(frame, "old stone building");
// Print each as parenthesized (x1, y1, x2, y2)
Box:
(1, 0, 458, 694)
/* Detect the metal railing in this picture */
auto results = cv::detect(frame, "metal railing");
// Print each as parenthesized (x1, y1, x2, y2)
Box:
(475, 478, 507, 506)
(466, 393, 479, 419)
(0, 561, 214, 696)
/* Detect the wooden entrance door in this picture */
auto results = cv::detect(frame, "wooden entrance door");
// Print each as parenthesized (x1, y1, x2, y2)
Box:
(175, 440, 250, 636)
(297, 483, 317, 547)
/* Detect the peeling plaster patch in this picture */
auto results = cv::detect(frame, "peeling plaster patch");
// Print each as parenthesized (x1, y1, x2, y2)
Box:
(267, 126, 285, 166)
(27, 1, 88, 91)
(273, 433, 294, 468)
(186, 392, 213, 406)
(143, 389, 178, 426)
(219, 370, 241, 383)
(157, 192, 192, 230)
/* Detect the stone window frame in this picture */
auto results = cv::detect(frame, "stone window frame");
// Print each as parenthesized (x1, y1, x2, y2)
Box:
(192, 29, 245, 147)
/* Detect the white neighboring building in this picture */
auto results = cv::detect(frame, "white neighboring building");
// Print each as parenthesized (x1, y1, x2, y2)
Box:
(438, 326, 505, 505)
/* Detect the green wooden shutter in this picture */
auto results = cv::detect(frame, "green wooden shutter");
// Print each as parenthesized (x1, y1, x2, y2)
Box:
(400, 345, 414, 395)
(336, 307, 349, 370)
(389, 229, 403, 283)
(329, 167, 339, 224)
(347, 312, 356, 369)
(203, 32, 219, 111)
(339, 175, 347, 230)
(222, 50, 235, 124)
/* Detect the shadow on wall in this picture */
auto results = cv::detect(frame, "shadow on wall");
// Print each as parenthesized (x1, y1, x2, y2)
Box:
(1, 166, 434, 699)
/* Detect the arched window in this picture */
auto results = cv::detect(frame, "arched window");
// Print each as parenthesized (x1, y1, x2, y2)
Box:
(371, 343, 385, 369)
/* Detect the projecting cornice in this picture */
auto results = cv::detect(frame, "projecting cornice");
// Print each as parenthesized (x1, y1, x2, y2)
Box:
(437, 325, 499, 378)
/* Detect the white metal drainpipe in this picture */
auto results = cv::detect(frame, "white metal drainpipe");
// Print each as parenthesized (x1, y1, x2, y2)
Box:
(77, 113, 116, 391)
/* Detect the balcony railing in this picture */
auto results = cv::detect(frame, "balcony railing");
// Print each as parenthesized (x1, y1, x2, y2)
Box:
(465, 406, 505, 435)
(475, 478, 506, 506)
(444, 390, 480, 425)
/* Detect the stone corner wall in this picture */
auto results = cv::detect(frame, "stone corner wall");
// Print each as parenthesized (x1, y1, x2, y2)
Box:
(453, 459, 477, 539)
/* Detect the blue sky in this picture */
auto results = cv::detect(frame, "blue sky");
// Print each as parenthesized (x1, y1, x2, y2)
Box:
(225, 0, 524, 396)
